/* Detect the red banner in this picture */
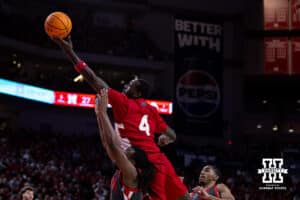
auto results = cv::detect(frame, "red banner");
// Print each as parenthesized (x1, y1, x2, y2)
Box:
(264, 37, 289, 74)
(291, 0, 300, 29)
(54, 91, 173, 114)
(264, 0, 289, 30)
(145, 100, 173, 115)
(54, 91, 96, 108)
(292, 38, 300, 74)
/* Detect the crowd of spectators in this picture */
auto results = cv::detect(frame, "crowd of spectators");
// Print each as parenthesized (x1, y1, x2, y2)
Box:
(0, 130, 111, 200)
(0, 129, 299, 199)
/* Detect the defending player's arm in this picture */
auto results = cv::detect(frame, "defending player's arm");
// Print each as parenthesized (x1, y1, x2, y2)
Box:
(52, 36, 108, 92)
(94, 90, 137, 187)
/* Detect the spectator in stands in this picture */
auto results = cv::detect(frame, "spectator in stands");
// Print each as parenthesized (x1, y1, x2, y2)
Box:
(19, 185, 34, 200)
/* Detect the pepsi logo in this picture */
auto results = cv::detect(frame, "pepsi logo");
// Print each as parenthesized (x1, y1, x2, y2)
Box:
(176, 70, 220, 118)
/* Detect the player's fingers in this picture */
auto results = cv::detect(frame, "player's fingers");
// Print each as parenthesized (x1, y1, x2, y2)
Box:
(51, 37, 66, 48)
(51, 36, 69, 47)
(100, 88, 108, 98)
(94, 95, 100, 112)
(100, 89, 106, 97)
(95, 96, 99, 104)
(192, 186, 202, 192)
(197, 188, 205, 194)
(96, 94, 101, 104)
(50, 36, 60, 44)
(158, 138, 167, 146)
(157, 141, 162, 146)
(67, 35, 73, 48)
(61, 39, 70, 46)
(158, 137, 164, 143)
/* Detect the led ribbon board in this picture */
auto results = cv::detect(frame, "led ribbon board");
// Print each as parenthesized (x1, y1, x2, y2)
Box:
(0, 78, 173, 114)
(0, 78, 54, 104)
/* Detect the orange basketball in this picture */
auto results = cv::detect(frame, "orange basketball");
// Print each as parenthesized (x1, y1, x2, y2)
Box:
(44, 11, 72, 39)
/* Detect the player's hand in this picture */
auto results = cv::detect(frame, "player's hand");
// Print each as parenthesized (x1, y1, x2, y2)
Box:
(192, 186, 203, 193)
(95, 88, 108, 115)
(194, 188, 210, 199)
(51, 35, 81, 65)
(157, 134, 172, 146)
(51, 35, 73, 51)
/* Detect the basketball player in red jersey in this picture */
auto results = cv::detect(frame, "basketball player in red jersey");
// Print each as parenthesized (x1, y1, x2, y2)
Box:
(52, 36, 190, 200)
(190, 165, 234, 200)
(95, 89, 155, 200)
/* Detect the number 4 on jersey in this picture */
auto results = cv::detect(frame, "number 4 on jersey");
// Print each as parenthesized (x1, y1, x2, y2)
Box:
(139, 115, 150, 136)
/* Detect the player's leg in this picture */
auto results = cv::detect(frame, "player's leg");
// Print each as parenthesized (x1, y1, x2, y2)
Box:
(148, 153, 184, 200)
(165, 174, 190, 200)
(158, 154, 189, 200)
(149, 170, 167, 200)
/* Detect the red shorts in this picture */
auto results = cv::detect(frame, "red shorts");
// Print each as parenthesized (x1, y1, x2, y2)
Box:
(148, 153, 187, 200)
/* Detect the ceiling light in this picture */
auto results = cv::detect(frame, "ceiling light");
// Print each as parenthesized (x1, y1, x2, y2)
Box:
(256, 124, 262, 129)
(73, 75, 83, 82)
(262, 100, 267, 104)
(288, 129, 294, 133)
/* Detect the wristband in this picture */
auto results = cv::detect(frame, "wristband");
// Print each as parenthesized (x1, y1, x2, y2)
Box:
(74, 60, 87, 72)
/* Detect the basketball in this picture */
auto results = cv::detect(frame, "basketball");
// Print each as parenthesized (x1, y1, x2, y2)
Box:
(44, 11, 72, 39)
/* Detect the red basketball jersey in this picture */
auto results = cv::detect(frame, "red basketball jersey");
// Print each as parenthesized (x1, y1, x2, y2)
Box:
(111, 170, 143, 200)
(190, 185, 220, 200)
(108, 88, 167, 154)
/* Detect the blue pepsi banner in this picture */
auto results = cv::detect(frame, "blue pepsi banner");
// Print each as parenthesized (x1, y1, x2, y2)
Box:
(174, 16, 223, 136)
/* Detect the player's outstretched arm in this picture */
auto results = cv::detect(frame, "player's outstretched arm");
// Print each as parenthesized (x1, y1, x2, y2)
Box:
(94, 90, 137, 187)
(52, 36, 108, 92)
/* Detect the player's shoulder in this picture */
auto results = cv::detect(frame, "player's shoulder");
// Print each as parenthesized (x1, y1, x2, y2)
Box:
(217, 183, 229, 191)
(135, 99, 155, 109)
(108, 87, 115, 93)
(146, 102, 157, 110)
(145, 102, 160, 116)
(108, 88, 124, 95)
